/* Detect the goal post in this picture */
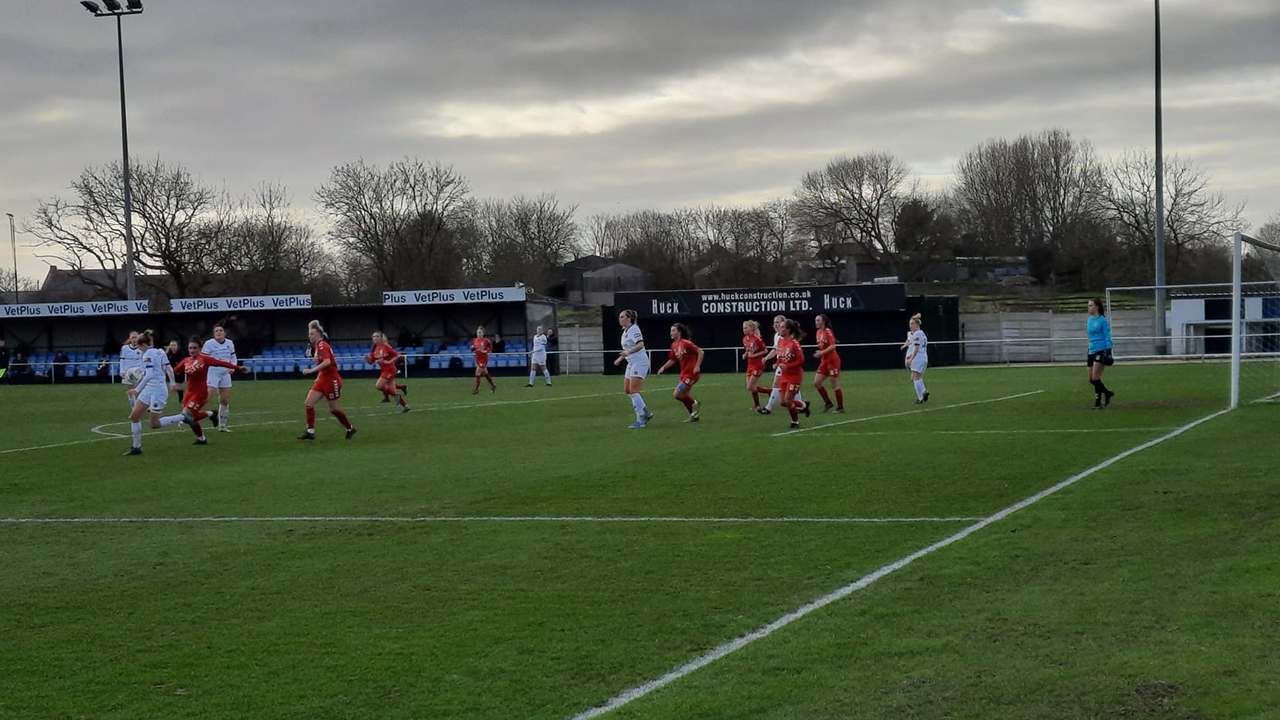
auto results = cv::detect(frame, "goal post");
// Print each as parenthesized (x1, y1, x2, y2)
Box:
(1105, 232, 1280, 411)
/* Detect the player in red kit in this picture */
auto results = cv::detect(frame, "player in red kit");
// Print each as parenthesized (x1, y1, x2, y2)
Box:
(299, 320, 356, 440)
(741, 319, 768, 410)
(471, 326, 496, 395)
(657, 323, 704, 422)
(366, 331, 409, 412)
(776, 318, 811, 429)
(164, 337, 248, 444)
(812, 314, 845, 413)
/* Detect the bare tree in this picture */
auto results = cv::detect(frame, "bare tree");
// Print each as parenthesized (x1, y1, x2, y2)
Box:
(25, 157, 223, 298)
(314, 158, 471, 290)
(0, 274, 43, 302)
(1101, 150, 1247, 283)
(792, 152, 916, 278)
(953, 129, 1106, 265)
(467, 194, 578, 291)
(208, 182, 325, 296)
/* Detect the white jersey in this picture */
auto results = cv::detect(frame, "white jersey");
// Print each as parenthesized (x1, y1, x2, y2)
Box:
(908, 330, 928, 359)
(532, 334, 548, 355)
(772, 333, 785, 375)
(135, 348, 171, 394)
(622, 325, 649, 368)
(203, 338, 237, 365)
(119, 344, 143, 377)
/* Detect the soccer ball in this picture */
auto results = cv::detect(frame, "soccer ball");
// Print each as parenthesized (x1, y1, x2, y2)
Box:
(123, 366, 146, 386)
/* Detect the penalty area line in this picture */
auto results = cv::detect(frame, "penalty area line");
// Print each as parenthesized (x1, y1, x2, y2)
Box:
(565, 405, 1232, 720)
(772, 390, 1044, 436)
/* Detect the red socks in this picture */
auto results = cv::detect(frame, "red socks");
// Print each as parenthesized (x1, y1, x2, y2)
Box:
(680, 396, 695, 412)
(788, 404, 799, 422)
(332, 409, 352, 429)
(835, 388, 844, 409)
(474, 377, 481, 391)
(751, 390, 760, 408)
(396, 383, 406, 391)
(306, 406, 316, 429)
(817, 387, 832, 405)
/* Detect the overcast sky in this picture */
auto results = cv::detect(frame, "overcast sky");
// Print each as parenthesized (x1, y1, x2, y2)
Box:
(1, 0, 1276, 283)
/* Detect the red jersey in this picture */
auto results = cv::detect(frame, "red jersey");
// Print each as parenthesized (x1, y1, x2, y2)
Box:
(816, 327, 840, 369)
(669, 339, 701, 378)
(743, 334, 767, 373)
(471, 337, 492, 364)
(366, 342, 401, 378)
(313, 339, 341, 382)
(174, 353, 240, 395)
(777, 337, 804, 384)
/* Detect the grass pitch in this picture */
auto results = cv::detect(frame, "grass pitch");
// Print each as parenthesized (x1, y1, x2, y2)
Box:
(1, 364, 1276, 719)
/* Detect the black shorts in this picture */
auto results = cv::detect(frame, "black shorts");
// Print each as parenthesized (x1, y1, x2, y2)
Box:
(1087, 349, 1114, 367)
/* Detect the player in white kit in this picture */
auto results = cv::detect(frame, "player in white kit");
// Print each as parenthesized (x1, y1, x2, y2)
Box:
(757, 315, 805, 415)
(124, 330, 181, 456)
(202, 324, 237, 432)
(119, 331, 143, 410)
(613, 309, 653, 428)
(901, 313, 930, 404)
(526, 326, 553, 387)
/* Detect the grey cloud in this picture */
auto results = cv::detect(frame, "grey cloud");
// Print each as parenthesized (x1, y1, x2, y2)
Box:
(1, 0, 1276, 280)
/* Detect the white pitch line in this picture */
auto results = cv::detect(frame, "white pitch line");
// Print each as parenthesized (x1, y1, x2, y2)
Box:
(0, 436, 122, 456)
(1250, 390, 1280, 404)
(795, 427, 1174, 438)
(565, 406, 1232, 720)
(772, 390, 1045, 436)
(0, 515, 983, 525)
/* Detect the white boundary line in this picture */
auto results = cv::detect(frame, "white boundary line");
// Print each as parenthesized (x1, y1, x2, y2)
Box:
(772, 390, 1044, 436)
(0, 515, 983, 525)
(3, 389, 643, 456)
(566, 406, 1232, 720)
(1250, 390, 1280, 404)
(793, 427, 1174, 437)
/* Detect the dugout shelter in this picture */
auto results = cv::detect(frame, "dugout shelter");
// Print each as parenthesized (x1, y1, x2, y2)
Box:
(0, 288, 555, 383)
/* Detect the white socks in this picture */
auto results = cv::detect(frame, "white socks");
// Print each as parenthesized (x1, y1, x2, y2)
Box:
(531, 370, 553, 385)
(131, 422, 142, 448)
(543, 370, 552, 384)
(219, 404, 229, 426)
(159, 415, 182, 427)
(766, 387, 802, 411)
(914, 379, 926, 400)
(529, 371, 536, 384)
(629, 393, 648, 420)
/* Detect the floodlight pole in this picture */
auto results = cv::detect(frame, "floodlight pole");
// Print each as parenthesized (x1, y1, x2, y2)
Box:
(1153, 0, 1168, 354)
(84, 2, 143, 301)
(6, 213, 17, 303)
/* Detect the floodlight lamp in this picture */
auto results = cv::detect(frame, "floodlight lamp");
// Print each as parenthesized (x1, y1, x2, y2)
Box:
(101, 0, 122, 11)
(126, 0, 143, 9)
(80, 1, 103, 13)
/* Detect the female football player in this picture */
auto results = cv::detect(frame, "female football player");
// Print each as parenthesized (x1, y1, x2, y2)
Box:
(299, 320, 356, 440)
(366, 331, 409, 411)
(657, 323, 704, 422)
(812, 314, 844, 413)
(612, 309, 653, 428)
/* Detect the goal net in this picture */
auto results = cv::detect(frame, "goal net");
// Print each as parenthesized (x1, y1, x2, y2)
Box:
(1105, 234, 1280, 407)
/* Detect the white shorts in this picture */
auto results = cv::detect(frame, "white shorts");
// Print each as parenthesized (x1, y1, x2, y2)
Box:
(624, 362, 650, 380)
(207, 367, 232, 389)
(531, 352, 547, 366)
(910, 355, 928, 374)
(138, 387, 168, 413)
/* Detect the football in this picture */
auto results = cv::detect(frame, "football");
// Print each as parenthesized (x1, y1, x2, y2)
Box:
(123, 366, 146, 386)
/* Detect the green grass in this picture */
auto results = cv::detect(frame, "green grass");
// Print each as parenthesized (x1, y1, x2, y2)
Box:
(1, 365, 1277, 719)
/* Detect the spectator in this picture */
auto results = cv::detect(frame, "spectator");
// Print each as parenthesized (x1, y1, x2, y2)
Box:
(53, 350, 70, 381)
(492, 333, 506, 353)
(166, 339, 187, 402)
(10, 351, 30, 381)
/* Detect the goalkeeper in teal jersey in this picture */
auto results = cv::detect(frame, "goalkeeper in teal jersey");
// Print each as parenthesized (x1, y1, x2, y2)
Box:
(1086, 298, 1115, 409)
